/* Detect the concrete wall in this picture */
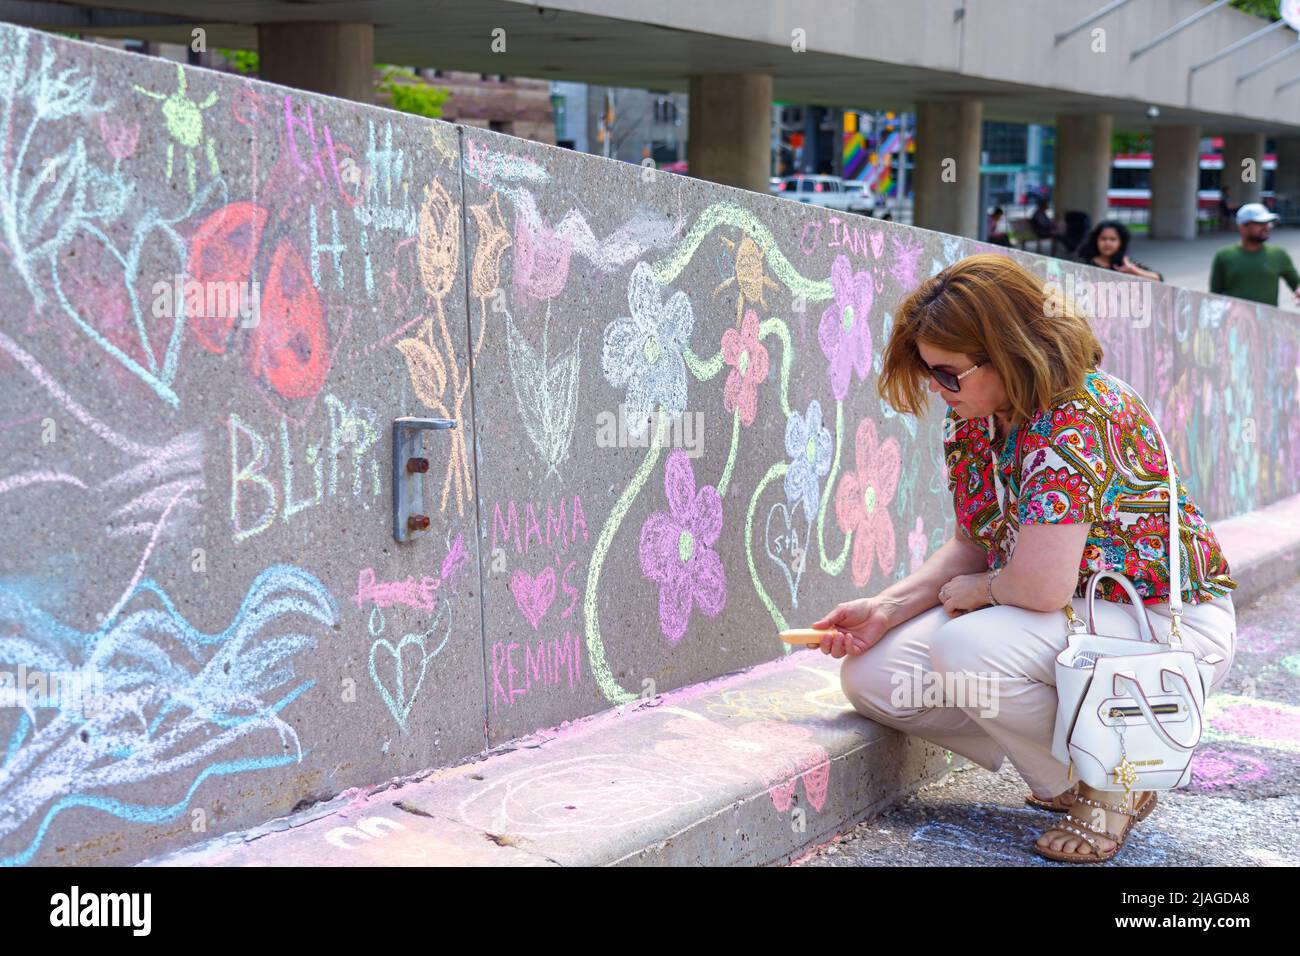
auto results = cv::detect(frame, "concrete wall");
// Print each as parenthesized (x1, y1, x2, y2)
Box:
(1, 24, 1298, 866)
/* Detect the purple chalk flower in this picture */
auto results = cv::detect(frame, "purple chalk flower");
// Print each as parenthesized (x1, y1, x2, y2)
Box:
(818, 254, 873, 402)
(639, 448, 726, 643)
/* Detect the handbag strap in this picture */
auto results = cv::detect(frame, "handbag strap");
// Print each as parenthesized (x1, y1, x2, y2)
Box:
(1054, 374, 1184, 642)
(1113, 671, 1202, 751)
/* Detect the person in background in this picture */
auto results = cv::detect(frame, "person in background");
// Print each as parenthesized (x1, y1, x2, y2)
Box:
(1029, 197, 1068, 256)
(1075, 220, 1162, 281)
(986, 207, 1012, 246)
(1218, 185, 1234, 231)
(1209, 203, 1300, 307)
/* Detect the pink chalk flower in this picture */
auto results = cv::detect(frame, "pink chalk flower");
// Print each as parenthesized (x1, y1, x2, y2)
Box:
(835, 417, 901, 588)
(818, 254, 873, 402)
(721, 308, 770, 426)
(512, 213, 572, 304)
(639, 448, 726, 643)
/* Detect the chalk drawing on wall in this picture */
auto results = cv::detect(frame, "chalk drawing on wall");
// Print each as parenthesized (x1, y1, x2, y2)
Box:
(0, 565, 337, 866)
(0, 29, 240, 409)
(713, 235, 779, 327)
(366, 597, 452, 735)
(586, 208, 843, 701)
(601, 261, 694, 436)
(0, 330, 206, 541)
(639, 448, 727, 644)
(397, 179, 478, 516)
(834, 416, 901, 589)
(134, 64, 219, 196)
(505, 310, 580, 477)
(355, 534, 468, 733)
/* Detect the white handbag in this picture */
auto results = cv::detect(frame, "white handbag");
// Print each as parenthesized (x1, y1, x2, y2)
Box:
(1049, 406, 1225, 796)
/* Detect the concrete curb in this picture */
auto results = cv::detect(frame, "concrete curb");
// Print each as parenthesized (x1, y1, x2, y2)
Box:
(140, 493, 1300, 867)
(141, 649, 953, 867)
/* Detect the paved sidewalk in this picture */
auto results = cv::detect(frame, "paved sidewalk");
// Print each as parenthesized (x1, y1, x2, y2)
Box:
(143, 493, 1300, 867)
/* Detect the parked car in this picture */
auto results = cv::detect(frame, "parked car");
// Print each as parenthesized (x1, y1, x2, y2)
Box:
(843, 180, 876, 214)
(775, 174, 856, 211)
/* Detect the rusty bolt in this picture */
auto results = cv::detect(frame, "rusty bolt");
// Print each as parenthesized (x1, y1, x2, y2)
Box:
(407, 457, 430, 474)
(407, 514, 431, 532)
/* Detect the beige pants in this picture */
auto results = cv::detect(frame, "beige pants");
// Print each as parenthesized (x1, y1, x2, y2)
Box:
(839, 594, 1237, 798)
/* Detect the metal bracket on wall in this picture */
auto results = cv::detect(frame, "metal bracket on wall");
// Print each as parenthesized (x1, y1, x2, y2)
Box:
(392, 417, 457, 542)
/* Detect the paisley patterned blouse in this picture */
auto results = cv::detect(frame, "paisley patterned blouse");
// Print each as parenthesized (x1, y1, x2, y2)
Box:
(943, 367, 1236, 605)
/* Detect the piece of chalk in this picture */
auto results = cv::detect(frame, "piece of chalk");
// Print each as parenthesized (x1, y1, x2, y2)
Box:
(779, 628, 832, 645)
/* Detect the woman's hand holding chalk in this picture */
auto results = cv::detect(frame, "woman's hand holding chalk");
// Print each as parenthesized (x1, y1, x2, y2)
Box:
(779, 628, 834, 647)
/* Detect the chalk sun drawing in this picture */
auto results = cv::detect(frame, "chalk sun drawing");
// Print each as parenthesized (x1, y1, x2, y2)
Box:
(134, 64, 219, 196)
(0, 565, 336, 866)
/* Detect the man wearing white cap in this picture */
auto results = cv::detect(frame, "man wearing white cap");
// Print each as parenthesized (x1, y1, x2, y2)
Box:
(1209, 203, 1300, 307)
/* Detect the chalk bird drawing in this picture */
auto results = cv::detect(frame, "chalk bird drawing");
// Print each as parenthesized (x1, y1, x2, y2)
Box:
(0, 565, 337, 866)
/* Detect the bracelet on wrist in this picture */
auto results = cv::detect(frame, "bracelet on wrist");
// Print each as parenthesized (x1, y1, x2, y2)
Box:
(987, 567, 1002, 606)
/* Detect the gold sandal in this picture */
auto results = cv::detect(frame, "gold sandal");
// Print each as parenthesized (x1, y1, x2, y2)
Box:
(1025, 783, 1078, 812)
(1027, 785, 1157, 817)
(1032, 791, 1155, 863)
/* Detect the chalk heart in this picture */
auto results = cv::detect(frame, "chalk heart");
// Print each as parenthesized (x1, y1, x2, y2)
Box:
(765, 501, 811, 608)
(511, 566, 556, 631)
(369, 604, 450, 733)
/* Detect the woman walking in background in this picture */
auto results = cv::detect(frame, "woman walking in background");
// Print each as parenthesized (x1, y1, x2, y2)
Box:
(812, 254, 1235, 862)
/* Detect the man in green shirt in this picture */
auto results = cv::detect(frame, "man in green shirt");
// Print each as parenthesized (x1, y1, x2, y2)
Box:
(1209, 203, 1300, 307)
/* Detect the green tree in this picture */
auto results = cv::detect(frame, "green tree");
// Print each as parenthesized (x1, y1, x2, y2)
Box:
(1230, 0, 1281, 19)
(376, 65, 449, 120)
(1112, 131, 1152, 155)
(215, 48, 259, 75)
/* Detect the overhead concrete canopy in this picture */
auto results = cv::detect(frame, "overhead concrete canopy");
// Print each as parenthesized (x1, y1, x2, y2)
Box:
(7, 0, 1300, 133)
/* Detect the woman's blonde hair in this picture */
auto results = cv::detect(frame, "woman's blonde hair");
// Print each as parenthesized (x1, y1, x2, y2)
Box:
(877, 253, 1103, 425)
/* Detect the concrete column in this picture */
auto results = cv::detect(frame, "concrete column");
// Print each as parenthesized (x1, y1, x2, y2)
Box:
(1150, 124, 1201, 240)
(1054, 114, 1113, 226)
(688, 74, 772, 192)
(1220, 132, 1267, 207)
(1276, 137, 1300, 204)
(257, 22, 375, 102)
(912, 98, 983, 238)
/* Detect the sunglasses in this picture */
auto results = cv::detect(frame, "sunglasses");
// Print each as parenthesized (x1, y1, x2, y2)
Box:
(926, 359, 984, 393)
